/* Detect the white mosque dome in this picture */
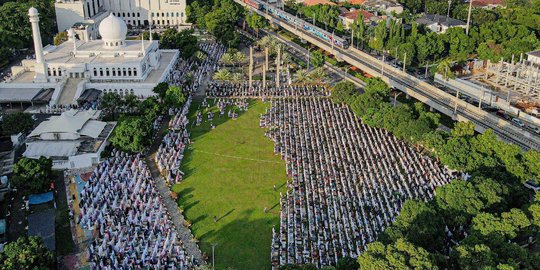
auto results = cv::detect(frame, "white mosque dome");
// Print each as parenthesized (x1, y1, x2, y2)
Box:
(99, 13, 127, 48)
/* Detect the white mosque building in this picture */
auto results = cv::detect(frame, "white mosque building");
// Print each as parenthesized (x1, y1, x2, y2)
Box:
(55, 0, 187, 41)
(0, 7, 179, 108)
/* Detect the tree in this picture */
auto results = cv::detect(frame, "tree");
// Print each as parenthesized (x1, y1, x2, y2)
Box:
(110, 117, 152, 153)
(436, 58, 455, 80)
(308, 67, 327, 83)
(245, 11, 267, 37)
(101, 92, 123, 120)
(213, 69, 233, 81)
(336, 256, 359, 270)
(53, 31, 68, 46)
(220, 52, 235, 66)
(11, 157, 52, 195)
(293, 69, 310, 83)
(310, 50, 325, 68)
(331, 81, 357, 104)
(436, 180, 488, 226)
(358, 238, 437, 270)
(159, 29, 198, 59)
(0, 112, 33, 136)
(369, 20, 387, 52)
(363, 77, 390, 99)
(152, 82, 169, 101)
(0, 236, 54, 270)
(233, 51, 247, 66)
(164, 85, 186, 108)
(142, 30, 159, 40)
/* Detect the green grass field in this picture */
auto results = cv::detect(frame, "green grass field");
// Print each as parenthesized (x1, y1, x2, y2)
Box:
(173, 100, 287, 270)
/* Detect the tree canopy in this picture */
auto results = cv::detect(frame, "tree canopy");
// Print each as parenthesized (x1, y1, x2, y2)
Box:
(0, 236, 54, 270)
(110, 117, 152, 153)
(11, 157, 52, 195)
(159, 29, 199, 59)
(0, 112, 33, 136)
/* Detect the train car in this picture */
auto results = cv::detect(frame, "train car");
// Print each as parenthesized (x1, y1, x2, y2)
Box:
(249, 0, 349, 49)
(244, 0, 263, 10)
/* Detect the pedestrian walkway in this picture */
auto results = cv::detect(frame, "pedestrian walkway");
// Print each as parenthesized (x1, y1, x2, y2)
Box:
(145, 117, 206, 266)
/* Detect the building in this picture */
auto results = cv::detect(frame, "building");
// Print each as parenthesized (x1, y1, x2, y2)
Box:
(339, 9, 378, 29)
(416, 14, 466, 34)
(55, 0, 187, 41)
(24, 109, 115, 169)
(301, 0, 337, 6)
(0, 8, 179, 109)
(471, 0, 504, 9)
(527, 50, 540, 65)
(356, 0, 403, 14)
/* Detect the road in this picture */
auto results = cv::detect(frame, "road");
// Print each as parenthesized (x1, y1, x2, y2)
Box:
(235, 0, 540, 151)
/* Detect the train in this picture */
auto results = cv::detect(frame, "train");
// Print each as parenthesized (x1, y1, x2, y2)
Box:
(243, 0, 349, 49)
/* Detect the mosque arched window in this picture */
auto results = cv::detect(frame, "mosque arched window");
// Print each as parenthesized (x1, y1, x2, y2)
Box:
(106, 68, 110, 76)
(99, 68, 103, 76)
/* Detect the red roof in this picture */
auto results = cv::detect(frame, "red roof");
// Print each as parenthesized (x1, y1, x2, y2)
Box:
(349, 0, 366, 4)
(302, 0, 336, 6)
(340, 9, 375, 21)
(472, 0, 504, 7)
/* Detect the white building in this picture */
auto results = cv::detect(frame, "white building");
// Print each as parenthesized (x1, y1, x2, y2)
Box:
(0, 8, 179, 108)
(527, 50, 540, 66)
(416, 14, 466, 34)
(55, 0, 187, 41)
(24, 109, 115, 169)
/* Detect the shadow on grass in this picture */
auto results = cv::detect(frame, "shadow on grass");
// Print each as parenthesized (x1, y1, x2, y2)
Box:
(216, 208, 235, 222)
(197, 209, 279, 270)
(178, 99, 261, 180)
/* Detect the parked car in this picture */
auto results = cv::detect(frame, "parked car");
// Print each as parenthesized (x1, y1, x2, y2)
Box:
(496, 110, 510, 120)
(527, 124, 540, 134)
(512, 118, 525, 127)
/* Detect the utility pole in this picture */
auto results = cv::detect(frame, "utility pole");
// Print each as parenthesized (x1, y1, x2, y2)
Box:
(249, 46, 253, 88)
(447, 0, 452, 18)
(263, 65, 266, 89)
(425, 61, 429, 79)
(454, 89, 460, 115)
(276, 47, 281, 87)
(211, 243, 217, 270)
(307, 47, 311, 71)
(265, 47, 269, 71)
(402, 52, 407, 73)
(466, 0, 473, 35)
(381, 54, 385, 76)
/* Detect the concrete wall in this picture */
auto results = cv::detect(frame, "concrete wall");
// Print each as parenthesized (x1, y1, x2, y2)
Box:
(55, 2, 85, 33)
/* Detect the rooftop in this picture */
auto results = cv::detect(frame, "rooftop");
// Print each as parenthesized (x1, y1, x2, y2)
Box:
(416, 14, 466, 27)
(340, 9, 376, 20)
(303, 0, 336, 6)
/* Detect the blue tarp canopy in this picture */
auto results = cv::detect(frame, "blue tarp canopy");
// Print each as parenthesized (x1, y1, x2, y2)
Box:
(28, 191, 53, 205)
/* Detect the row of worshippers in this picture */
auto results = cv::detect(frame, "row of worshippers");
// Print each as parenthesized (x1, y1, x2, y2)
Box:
(258, 95, 454, 269)
(170, 42, 226, 94)
(78, 150, 194, 269)
(206, 82, 329, 98)
(156, 97, 192, 186)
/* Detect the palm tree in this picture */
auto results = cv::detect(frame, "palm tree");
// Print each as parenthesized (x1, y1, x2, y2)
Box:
(308, 67, 327, 84)
(220, 53, 235, 66)
(233, 51, 247, 66)
(436, 58, 455, 80)
(293, 69, 310, 83)
(213, 69, 232, 81)
(231, 72, 243, 83)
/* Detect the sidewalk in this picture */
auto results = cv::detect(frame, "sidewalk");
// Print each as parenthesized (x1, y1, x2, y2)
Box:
(145, 115, 206, 266)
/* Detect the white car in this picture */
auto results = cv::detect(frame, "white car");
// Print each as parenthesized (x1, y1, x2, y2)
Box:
(527, 124, 540, 134)
(512, 118, 525, 127)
